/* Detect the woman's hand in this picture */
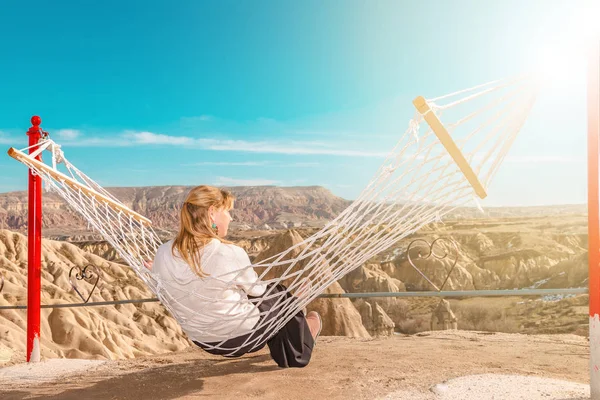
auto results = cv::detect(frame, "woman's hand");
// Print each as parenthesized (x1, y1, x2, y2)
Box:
(143, 260, 153, 271)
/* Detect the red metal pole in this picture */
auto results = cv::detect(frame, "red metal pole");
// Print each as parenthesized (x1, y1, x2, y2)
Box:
(589, 40, 600, 399)
(26, 116, 43, 362)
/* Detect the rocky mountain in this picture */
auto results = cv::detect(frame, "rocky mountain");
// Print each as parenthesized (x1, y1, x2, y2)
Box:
(240, 219, 589, 336)
(252, 229, 371, 338)
(64, 214, 592, 332)
(0, 206, 591, 363)
(0, 184, 587, 240)
(0, 185, 351, 237)
(0, 230, 190, 361)
(0, 182, 591, 353)
(446, 204, 587, 219)
(0, 228, 374, 364)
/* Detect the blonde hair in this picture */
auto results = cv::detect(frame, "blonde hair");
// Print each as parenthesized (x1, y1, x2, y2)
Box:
(172, 185, 235, 277)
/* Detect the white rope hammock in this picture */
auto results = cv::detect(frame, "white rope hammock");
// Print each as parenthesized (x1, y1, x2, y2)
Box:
(7, 77, 538, 355)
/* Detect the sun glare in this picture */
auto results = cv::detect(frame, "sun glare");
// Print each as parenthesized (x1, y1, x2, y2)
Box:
(532, 1, 600, 88)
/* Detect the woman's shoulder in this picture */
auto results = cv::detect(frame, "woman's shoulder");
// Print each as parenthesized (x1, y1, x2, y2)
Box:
(157, 239, 175, 257)
(154, 239, 194, 278)
(209, 239, 247, 259)
(160, 238, 248, 265)
(197, 240, 249, 274)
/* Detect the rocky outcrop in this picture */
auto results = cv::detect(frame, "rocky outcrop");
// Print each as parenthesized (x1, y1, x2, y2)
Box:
(337, 263, 401, 336)
(394, 240, 476, 291)
(1, 195, 589, 355)
(339, 263, 405, 294)
(71, 241, 124, 262)
(253, 230, 370, 338)
(430, 299, 458, 331)
(538, 252, 588, 289)
(379, 231, 586, 292)
(468, 233, 495, 255)
(0, 230, 190, 361)
(354, 299, 395, 337)
(232, 236, 277, 259)
(552, 234, 587, 253)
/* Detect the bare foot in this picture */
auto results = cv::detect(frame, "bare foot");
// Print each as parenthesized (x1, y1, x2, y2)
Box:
(305, 311, 322, 341)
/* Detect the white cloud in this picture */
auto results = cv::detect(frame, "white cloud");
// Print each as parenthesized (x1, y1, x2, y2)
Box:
(58, 130, 388, 157)
(282, 162, 321, 167)
(125, 131, 194, 145)
(55, 129, 81, 140)
(0, 131, 19, 145)
(290, 140, 336, 148)
(195, 137, 386, 157)
(214, 176, 279, 186)
(183, 161, 271, 166)
(58, 137, 132, 147)
(15, 127, 576, 168)
(290, 129, 396, 140)
(182, 161, 321, 167)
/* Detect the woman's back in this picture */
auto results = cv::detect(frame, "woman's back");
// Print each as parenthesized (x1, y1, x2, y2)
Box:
(152, 185, 320, 367)
(153, 238, 266, 342)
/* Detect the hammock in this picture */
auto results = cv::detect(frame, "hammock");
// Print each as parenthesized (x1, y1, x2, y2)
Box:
(7, 77, 538, 354)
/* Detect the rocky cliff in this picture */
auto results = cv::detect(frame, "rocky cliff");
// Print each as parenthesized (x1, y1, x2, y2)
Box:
(0, 230, 190, 361)
(0, 185, 350, 235)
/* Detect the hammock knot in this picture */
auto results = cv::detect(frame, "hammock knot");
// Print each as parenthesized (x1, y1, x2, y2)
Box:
(408, 117, 421, 142)
(55, 148, 65, 164)
(382, 165, 396, 176)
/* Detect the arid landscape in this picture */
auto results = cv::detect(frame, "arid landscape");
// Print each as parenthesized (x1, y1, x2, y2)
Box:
(1, 0, 597, 396)
(0, 185, 592, 398)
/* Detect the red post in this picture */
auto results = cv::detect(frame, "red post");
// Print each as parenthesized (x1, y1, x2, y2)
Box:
(589, 41, 600, 398)
(27, 116, 43, 362)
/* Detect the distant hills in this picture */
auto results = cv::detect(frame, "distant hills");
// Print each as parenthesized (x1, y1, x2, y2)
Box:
(0, 185, 349, 236)
(0, 185, 586, 238)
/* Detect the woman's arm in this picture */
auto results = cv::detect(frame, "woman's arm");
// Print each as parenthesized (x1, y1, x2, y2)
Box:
(209, 244, 267, 296)
(232, 247, 267, 296)
(232, 265, 267, 297)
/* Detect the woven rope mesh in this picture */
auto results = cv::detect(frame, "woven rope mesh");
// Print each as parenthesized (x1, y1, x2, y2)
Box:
(9, 77, 537, 354)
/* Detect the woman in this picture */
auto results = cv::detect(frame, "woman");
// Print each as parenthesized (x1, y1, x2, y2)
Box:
(151, 185, 322, 368)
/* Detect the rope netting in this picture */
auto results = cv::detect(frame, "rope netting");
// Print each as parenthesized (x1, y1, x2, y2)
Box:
(8, 77, 538, 354)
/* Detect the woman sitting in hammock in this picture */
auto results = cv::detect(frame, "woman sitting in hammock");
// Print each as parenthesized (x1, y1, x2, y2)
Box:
(150, 185, 322, 368)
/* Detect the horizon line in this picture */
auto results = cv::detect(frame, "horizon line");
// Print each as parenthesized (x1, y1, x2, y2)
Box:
(0, 184, 589, 209)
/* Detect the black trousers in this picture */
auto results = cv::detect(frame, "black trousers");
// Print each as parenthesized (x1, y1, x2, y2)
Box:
(193, 283, 315, 368)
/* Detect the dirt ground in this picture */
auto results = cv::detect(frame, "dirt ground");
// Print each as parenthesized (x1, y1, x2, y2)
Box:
(0, 331, 590, 400)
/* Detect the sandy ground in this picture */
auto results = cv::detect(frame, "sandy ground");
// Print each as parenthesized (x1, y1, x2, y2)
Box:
(0, 331, 590, 400)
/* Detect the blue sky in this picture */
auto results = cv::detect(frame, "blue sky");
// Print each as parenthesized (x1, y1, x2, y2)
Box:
(0, 0, 597, 206)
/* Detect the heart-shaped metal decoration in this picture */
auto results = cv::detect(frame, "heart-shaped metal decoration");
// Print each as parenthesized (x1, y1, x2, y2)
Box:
(406, 237, 459, 292)
(69, 264, 102, 303)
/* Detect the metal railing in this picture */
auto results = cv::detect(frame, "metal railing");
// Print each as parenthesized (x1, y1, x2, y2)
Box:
(0, 287, 588, 310)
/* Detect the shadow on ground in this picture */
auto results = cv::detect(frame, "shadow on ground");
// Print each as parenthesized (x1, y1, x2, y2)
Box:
(0, 354, 277, 400)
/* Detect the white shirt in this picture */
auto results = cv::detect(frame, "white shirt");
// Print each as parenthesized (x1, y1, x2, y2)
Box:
(152, 238, 267, 343)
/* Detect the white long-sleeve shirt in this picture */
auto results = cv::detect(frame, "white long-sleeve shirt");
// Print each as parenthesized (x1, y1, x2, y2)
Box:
(152, 238, 267, 343)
